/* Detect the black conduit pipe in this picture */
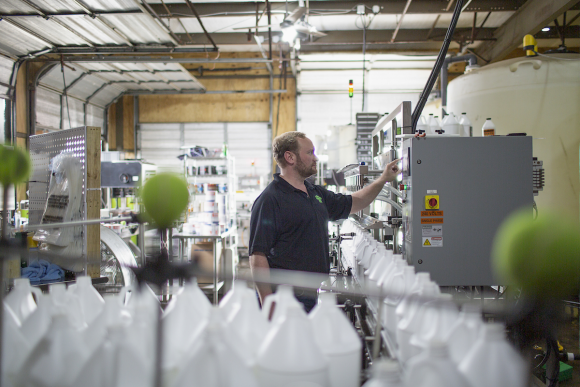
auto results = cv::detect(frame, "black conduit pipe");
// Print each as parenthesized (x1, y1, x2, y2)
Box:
(440, 54, 478, 115)
(411, 0, 464, 133)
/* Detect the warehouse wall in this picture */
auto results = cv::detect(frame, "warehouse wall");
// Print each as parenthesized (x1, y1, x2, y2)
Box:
(107, 95, 135, 154)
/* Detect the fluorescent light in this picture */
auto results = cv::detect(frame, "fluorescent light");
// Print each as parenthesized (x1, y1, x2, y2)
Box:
(282, 27, 297, 43)
(542, 27, 550, 32)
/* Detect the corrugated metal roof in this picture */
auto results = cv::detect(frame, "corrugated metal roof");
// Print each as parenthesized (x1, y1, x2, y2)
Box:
(0, 21, 50, 56)
(90, 84, 125, 106)
(100, 14, 173, 44)
(56, 16, 130, 45)
(0, 57, 16, 85)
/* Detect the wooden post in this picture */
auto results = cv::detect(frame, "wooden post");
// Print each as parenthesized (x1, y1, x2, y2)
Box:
(86, 126, 101, 278)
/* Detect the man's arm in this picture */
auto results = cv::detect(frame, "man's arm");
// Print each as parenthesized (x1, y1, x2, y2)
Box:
(350, 159, 400, 214)
(250, 252, 273, 305)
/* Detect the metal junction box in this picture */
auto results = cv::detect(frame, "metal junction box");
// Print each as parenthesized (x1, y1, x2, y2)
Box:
(401, 136, 533, 286)
(101, 161, 143, 188)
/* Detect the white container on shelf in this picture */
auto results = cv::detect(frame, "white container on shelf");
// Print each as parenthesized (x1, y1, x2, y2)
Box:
(68, 276, 105, 326)
(459, 323, 528, 387)
(444, 303, 483, 364)
(458, 113, 472, 137)
(362, 359, 406, 387)
(4, 278, 41, 324)
(262, 284, 305, 323)
(427, 114, 438, 135)
(481, 118, 496, 136)
(310, 292, 362, 387)
(257, 304, 329, 387)
(416, 116, 428, 134)
(405, 340, 470, 387)
(441, 113, 460, 135)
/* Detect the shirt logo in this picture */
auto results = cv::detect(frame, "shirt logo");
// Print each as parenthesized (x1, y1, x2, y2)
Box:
(315, 195, 322, 203)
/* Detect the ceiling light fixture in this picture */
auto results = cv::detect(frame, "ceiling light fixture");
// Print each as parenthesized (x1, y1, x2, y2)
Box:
(542, 27, 550, 32)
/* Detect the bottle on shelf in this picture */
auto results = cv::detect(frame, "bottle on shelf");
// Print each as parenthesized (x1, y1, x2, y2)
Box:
(458, 113, 472, 137)
(482, 118, 496, 136)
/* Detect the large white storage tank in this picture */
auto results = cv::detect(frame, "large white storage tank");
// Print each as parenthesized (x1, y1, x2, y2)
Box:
(447, 54, 580, 222)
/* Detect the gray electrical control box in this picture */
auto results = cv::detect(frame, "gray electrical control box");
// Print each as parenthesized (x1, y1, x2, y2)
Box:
(101, 161, 143, 188)
(400, 136, 533, 286)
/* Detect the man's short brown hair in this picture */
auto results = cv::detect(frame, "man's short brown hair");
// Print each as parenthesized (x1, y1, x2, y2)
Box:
(272, 131, 307, 167)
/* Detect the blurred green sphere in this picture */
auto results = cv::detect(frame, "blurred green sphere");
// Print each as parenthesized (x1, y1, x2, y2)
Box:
(0, 144, 32, 187)
(492, 209, 580, 298)
(141, 173, 189, 229)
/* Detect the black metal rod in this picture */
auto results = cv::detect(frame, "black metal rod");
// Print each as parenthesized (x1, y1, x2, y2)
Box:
(411, 0, 464, 132)
(184, 0, 218, 51)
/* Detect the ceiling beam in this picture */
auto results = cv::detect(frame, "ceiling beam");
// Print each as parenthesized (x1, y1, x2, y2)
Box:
(172, 28, 496, 46)
(149, 0, 524, 17)
(475, 0, 580, 62)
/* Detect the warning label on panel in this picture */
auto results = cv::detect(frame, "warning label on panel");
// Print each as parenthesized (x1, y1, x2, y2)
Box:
(422, 225, 443, 237)
(422, 236, 443, 247)
(421, 218, 444, 224)
(421, 211, 444, 217)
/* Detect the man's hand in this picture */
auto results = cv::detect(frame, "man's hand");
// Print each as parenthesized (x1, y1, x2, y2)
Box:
(381, 158, 401, 183)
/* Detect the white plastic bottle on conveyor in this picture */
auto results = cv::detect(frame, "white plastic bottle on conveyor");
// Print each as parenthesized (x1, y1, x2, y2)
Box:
(482, 118, 496, 136)
(459, 323, 528, 387)
(362, 359, 406, 387)
(309, 292, 362, 387)
(416, 116, 428, 134)
(458, 113, 472, 137)
(4, 278, 41, 324)
(444, 303, 483, 365)
(256, 304, 329, 387)
(68, 276, 105, 326)
(405, 340, 470, 387)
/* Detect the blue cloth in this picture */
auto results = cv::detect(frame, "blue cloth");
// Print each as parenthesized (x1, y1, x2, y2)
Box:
(21, 260, 64, 284)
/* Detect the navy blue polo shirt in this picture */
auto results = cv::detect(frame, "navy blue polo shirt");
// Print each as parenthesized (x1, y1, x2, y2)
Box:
(249, 174, 352, 274)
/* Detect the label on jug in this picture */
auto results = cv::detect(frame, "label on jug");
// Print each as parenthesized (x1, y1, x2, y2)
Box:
(483, 129, 495, 136)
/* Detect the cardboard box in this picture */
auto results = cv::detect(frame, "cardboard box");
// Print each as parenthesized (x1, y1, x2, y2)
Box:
(189, 241, 222, 284)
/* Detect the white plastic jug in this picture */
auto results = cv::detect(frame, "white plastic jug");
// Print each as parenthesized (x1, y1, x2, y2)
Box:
(409, 294, 459, 354)
(359, 239, 377, 271)
(405, 340, 470, 387)
(226, 283, 270, 356)
(377, 258, 406, 327)
(362, 359, 406, 387)
(48, 283, 85, 330)
(262, 284, 305, 323)
(458, 113, 472, 137)
(4, 278, 41, 324)
(85, 294, 132, 355)
(3, 304, 30, 386)
(172, 308, 259, 387)
(310, 292, 362, 387)
(396, 281, 440, 363)
(459, 323, 528, 387)
(367, 249, 393, 287)
(395, 272, 431, 327)
(384, 266, 415, 338)
(441, 113, 460, 135)
(416, 116, 428, 134)
(73, 323, 152, 387)
(427, 114, 438, 135)
(482, 118, 496, 136)
(68, 276, 105, 326)
(17, 314, 91, 387)
(257, 304, 329, 387)
(444, 303, 483, 364)
(219, 279, 253, 318)
(163, 278, 212, 369)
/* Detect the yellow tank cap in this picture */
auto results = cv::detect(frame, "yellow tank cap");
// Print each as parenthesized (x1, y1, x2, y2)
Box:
(523, 34, 538, 56)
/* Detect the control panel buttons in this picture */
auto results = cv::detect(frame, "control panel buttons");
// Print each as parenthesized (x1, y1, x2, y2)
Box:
(425, 195, 440, 209)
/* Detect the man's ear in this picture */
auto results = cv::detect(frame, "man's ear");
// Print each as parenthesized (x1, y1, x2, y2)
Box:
(284, 151, 295, 166)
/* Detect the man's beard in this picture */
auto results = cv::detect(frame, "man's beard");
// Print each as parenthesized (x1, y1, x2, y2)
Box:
(295, 154, 317, 178)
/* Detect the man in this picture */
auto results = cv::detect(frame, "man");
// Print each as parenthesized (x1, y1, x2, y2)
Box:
(249, 131, 400, 311)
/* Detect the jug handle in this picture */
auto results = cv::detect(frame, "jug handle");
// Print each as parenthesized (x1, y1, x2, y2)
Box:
(509, 60, 542, 72)
(30, 286, 43, 302)
(262, 294, 276, 321)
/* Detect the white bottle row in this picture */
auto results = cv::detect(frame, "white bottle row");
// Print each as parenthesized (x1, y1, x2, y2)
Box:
(340, 220, 528, 387)
(3, 276, 361, 387)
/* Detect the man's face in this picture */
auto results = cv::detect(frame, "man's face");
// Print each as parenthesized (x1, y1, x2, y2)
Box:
(293, 137, 318, 178)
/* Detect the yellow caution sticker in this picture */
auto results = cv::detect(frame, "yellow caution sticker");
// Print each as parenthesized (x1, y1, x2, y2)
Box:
(423, 239, 431, 246)
(422, 236, 443, 247)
